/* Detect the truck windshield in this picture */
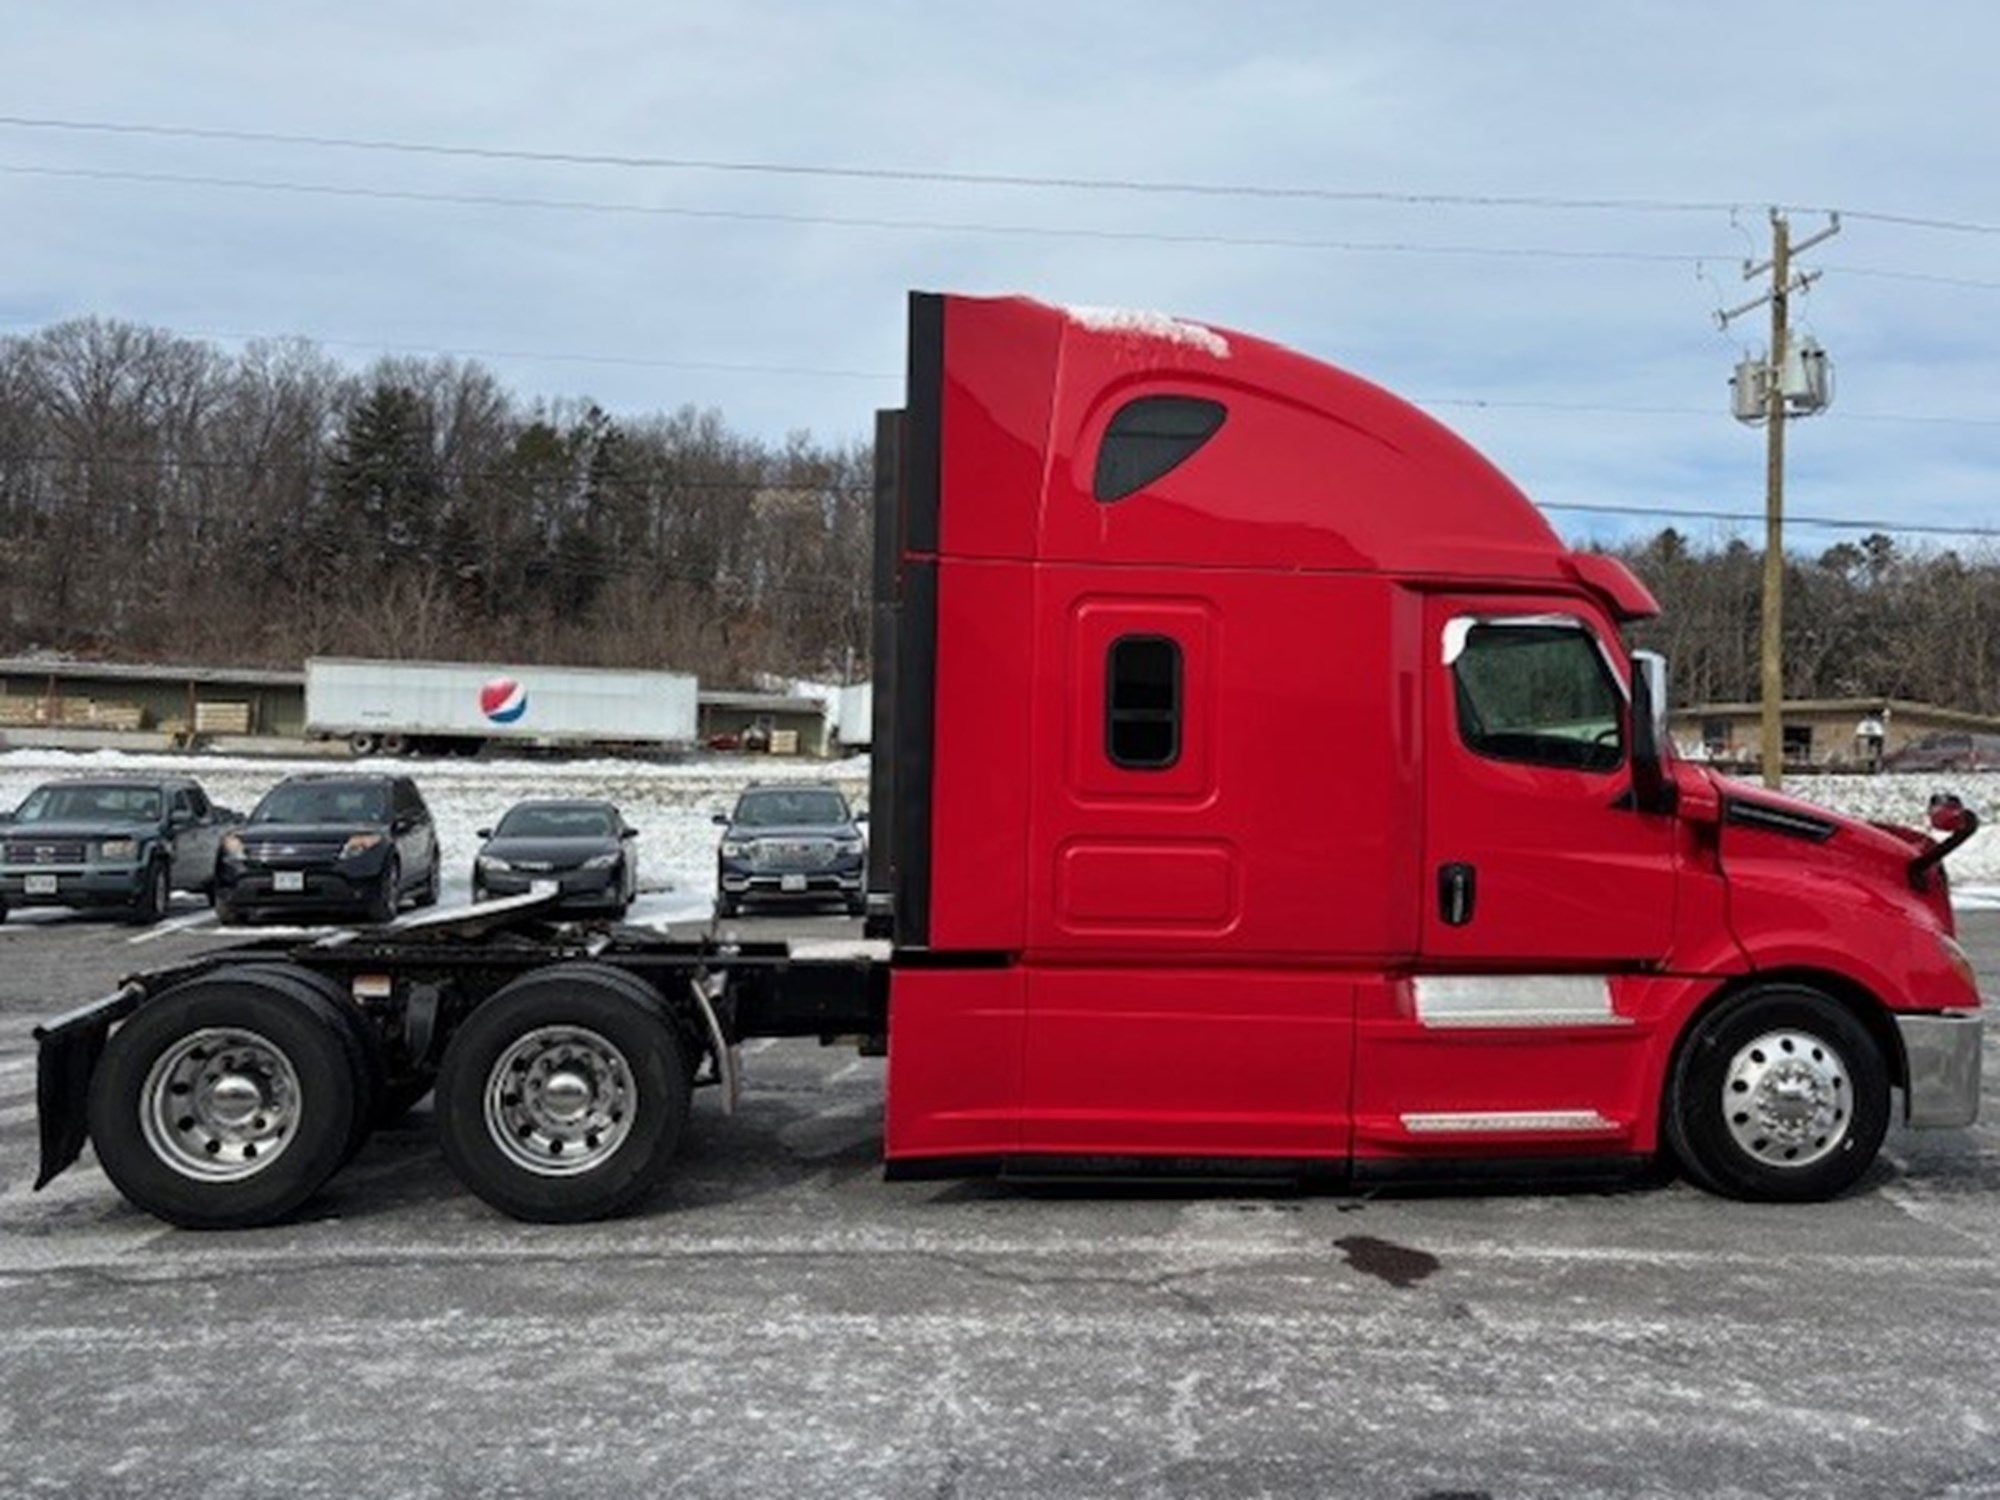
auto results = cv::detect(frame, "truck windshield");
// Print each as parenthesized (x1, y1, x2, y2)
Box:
(14, 784, 162, 823)
(1452, 621, 1624, 773)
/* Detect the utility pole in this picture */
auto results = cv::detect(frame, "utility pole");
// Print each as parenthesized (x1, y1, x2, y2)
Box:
(1720, 210, 1838, 787)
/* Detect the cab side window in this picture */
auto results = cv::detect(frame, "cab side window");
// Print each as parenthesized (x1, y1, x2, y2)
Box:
(1449, 619, 1624, 773)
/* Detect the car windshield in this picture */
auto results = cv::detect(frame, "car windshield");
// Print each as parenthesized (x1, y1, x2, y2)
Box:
(14, 784, 162, 823)
(731, 789, 851, 827)
(496, 805, 617, 839)
(253, 782, 390, 824)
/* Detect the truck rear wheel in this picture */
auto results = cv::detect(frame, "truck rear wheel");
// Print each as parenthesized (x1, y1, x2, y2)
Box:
(436, 964, 690, 1223)
(1665, 984, 1890, 1202)
(85, 972, 366, 1228)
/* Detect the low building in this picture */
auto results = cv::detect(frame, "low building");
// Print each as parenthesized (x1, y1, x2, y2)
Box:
(1671, 697, 2000, 772)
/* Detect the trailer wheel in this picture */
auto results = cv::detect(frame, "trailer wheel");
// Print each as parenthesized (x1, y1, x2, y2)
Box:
(348, 732, 380, 756)
(86, 972, 366, 1228)
(436, 964, 690, 1222)
(1665, 984, 1889, 1202)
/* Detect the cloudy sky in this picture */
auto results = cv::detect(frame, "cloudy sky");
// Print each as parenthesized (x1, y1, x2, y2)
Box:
(5, 2, 1996, 551)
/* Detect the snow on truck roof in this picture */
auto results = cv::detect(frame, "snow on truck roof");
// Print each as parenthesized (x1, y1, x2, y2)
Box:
(1062, 304, 1231, 360)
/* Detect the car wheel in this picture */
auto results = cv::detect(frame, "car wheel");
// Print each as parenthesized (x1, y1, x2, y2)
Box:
(416, 858, 440, 909)
(846, 894, 867, 918)
(130, 858, 171, 925)
(716, 895, 740, 919)
(1664, 984, 1889, 1202)
(85, 971, 367, 1228)
(435, 964, 690, 1222)
(367, 858, 401, 925)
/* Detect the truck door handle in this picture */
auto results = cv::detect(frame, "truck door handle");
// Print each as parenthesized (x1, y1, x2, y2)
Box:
(1438, 863, 1476, 926)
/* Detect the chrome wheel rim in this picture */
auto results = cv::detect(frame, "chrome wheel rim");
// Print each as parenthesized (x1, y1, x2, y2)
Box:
(483, 1025, 634, 1177)
(140, 1027, 301, 1181)
(1723, 1027, 1851, 1168)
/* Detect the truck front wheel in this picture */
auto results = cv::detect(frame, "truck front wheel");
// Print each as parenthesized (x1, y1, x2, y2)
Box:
(436, 965, 690, 1223)
(85, 973, 365, 1228)
(1665, 984, 1890, 1202)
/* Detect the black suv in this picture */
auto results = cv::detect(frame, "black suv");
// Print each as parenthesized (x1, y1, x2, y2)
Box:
(0, 777, 237, 924)
(215, 773, 440, 924)
(714, 783, 866, 917)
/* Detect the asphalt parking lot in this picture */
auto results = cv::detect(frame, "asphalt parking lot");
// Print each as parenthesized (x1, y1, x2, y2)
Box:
(3, 909, 1999, 1499)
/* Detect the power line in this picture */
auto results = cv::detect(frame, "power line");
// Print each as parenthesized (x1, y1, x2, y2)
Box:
(6, 112, 1999, 237)
(0, 114, 1752, 214)
(0, 162, 1724, 265)
(1542, 500, 2000, 539)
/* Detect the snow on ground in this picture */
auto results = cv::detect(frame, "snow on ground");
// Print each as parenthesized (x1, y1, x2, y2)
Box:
(0, 748, 869, 930)
(3, 748, 1998, 920)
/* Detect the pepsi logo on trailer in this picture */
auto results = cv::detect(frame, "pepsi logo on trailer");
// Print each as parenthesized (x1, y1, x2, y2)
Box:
(480, 676, 529, 724)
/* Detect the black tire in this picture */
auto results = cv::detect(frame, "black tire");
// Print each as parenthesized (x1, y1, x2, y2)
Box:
(415, 858, 440, 909)
(716, 895, 740, 919)
(1665, 984, 1890, 1202)
(845, 894, 867, 918)
(436, 963, 690, 1223)
(223, 962, 384, 1160)
(349, 732, 379, 756)
(215, 897, 244, 926)
(130, 858, 171, 925)
(85, 972, 366, 1228)
(367, 858, 401, 925)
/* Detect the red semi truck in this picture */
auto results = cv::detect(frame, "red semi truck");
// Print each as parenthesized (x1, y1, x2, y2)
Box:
(33, 291, 1985, 1228)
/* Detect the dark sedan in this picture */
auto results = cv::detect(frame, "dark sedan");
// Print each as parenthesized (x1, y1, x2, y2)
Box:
(714, 783, 866, 917)
(214, 773, 440, 925)
(472, 799, 637, 915)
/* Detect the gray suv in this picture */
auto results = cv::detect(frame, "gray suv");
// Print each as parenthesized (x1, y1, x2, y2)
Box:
(714, 784, 866, 918)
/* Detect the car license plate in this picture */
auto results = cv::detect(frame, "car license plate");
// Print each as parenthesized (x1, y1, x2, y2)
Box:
(273, 870, 305, 893)
(780, 873, 807, 893)
(24, 874, 58, 896)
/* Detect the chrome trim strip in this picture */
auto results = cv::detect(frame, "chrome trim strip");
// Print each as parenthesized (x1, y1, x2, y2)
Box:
(1402, 1110, 1619, 1134)
(1896, 1012, 1983, 1128)
(1412, 975, 1628, 1029)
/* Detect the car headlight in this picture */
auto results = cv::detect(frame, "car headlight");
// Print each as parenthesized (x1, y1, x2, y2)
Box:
(835, 836, 865, 854)
(340, 833, 385, 860)
(582, 852, 619, 870)
(99, 837, 140, 861)
(720, 839, 750, 858)
(477, 854, 512, 873)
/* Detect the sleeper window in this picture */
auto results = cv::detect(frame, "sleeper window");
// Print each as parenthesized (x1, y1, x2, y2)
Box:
(1093, 396, 1227, 502)
(1107, 635, 1182, 769)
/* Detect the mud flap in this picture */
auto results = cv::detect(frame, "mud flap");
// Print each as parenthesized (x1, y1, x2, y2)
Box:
(33, 984, 145, 1189)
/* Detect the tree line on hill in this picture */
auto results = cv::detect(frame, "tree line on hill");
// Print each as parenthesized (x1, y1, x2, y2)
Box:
(1, 317, 1994, 711)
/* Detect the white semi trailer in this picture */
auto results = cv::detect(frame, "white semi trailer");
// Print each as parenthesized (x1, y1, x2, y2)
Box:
(305, 657, 698, 756)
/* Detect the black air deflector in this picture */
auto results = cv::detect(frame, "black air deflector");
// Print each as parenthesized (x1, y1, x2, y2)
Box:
(863, 293, 944, 948)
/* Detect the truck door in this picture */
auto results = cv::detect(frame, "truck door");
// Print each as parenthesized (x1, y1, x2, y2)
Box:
(1420, 597, 1676, 965)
